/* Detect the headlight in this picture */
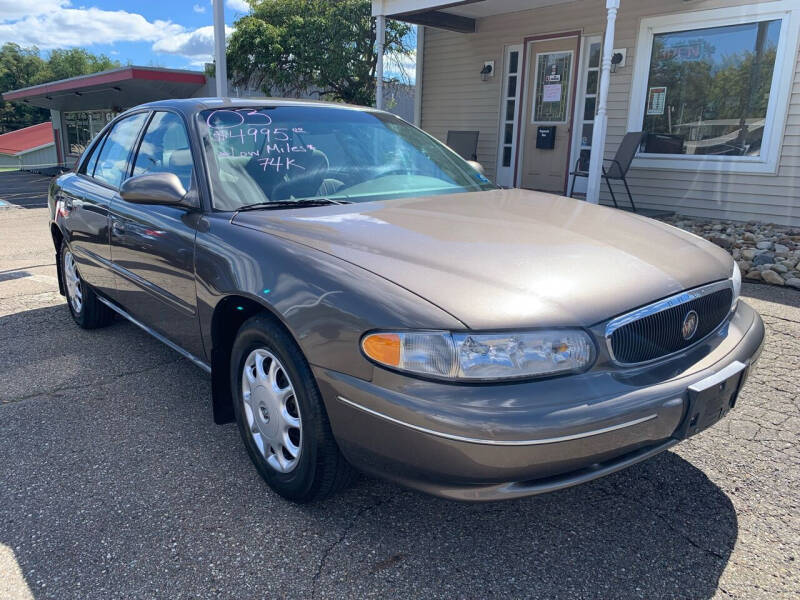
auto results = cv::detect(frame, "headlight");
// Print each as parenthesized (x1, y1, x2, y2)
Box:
(361, 330, 595, 381)
(731, 261, 741, 310)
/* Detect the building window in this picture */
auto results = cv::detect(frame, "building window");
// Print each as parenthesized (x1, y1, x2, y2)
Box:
(64, 110, 117, 156)
(642, 20, 781, 157)
(628, 2, 799, 173)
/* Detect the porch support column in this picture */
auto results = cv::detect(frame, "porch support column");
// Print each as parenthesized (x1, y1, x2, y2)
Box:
(586, 0, 619, 204)
(376, 14, 387, 110)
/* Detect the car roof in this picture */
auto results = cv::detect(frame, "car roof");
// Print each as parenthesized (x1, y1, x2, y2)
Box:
(132, 97, 383, 117)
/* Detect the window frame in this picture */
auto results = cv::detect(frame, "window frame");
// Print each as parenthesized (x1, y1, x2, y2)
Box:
(627, 1, 800, 174)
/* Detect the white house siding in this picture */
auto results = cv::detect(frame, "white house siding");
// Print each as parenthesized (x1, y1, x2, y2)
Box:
(0, 153, 20, 169)
(19, 145, 58, 170)
(0, 145, 57, 171)
(419, 0, 800, 226)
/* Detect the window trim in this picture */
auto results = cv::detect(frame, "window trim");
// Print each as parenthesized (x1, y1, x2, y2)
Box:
(627, 1, 800, 174)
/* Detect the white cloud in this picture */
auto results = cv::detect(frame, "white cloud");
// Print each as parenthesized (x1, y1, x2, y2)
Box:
(0, 1, 232, 68)
(226, 0, 250, 13)
(0, 5, 183, 49)
(152, 24, 233, 63)
(0, 0, 69, 23)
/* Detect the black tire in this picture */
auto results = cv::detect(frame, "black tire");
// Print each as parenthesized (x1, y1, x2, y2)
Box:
(59, 240, 114, 329)
(230, 314, 354, 503)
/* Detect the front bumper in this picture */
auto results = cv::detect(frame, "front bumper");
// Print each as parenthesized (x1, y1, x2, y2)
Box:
(314, 301, 765, 501)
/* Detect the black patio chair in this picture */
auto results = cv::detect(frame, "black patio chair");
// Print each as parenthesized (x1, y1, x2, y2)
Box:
(446, 130, 480, 161)
(569, 131, 644, 213)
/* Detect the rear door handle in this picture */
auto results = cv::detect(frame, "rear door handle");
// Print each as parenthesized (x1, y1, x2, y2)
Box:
(111, 220, 125, 235)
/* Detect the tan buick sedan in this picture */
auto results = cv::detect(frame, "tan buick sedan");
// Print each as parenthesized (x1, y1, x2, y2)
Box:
(50, 99, 764, 502)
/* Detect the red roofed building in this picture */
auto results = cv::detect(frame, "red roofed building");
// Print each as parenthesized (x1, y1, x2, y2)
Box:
(2, 66, 213, 168)
(0, 121, 57, 171)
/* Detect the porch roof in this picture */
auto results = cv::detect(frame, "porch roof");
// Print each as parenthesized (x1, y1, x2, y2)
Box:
(372, 0, 577, 32)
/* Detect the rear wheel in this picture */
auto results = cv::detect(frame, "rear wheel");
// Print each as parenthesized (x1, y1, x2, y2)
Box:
(60, 241, 114, 329)
(231, 314, 354, 503)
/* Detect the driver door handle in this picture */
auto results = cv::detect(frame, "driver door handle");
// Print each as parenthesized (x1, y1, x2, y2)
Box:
(111, 219, 125, 235)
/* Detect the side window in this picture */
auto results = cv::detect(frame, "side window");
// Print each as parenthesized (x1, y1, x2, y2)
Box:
(133, 112, 193, 190)
(81, 133, 106, 177)
(93, 113, 148, 188)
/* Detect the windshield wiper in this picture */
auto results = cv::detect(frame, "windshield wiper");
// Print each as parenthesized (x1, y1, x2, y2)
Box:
(236, 198, 348, 212)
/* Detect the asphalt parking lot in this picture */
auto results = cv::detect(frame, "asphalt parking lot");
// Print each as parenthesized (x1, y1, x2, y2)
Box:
(1, 201, 798, 599)
(0, 171, 54, 210)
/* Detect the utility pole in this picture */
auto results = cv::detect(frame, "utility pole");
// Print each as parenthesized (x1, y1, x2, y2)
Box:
(213, 0, 228, 97)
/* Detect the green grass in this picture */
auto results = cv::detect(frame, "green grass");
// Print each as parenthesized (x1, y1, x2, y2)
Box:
(0, 166, 20, 172)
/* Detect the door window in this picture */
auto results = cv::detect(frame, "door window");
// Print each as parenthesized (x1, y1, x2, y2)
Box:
(92, 113, 148, 188)
(132, 112, 194, 190)
(533, 51, 573, 123)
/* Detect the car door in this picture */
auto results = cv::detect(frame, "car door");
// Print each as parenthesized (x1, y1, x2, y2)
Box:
(61, 113, 148, 296)
(108, 110, 204, 358)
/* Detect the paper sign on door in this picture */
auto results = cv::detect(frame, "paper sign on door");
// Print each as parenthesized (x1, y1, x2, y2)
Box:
(543, 84, 562, 103)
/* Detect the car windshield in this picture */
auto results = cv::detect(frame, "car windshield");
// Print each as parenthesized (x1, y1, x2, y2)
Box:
(197, 106, 496, 211)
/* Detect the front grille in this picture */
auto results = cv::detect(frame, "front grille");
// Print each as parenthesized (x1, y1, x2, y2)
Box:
(607, 285, 733, 365)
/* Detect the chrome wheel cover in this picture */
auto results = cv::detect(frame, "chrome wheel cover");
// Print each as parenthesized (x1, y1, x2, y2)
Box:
(241, 349, 302, 473)
(62, 249, 83, 314)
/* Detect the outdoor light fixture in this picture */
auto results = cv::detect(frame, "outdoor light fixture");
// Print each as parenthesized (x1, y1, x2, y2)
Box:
(480, 62, 494, 82)
(610, 52, 624, 73)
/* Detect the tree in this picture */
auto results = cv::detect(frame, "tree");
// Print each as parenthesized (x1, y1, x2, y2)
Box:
(0, 43, 121, 133)
(226, 0, 412, 106)
(0, 43, 48, 132)
(39, 48, 120, 83)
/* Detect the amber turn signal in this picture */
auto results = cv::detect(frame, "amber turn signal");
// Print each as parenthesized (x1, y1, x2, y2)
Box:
(362, 333, 401, 367)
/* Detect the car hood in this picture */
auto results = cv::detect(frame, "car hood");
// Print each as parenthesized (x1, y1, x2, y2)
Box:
(232, 189, 733, 328)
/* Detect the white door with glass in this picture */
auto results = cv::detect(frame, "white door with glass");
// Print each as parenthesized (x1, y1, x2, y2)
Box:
(519, 38, 578, 193)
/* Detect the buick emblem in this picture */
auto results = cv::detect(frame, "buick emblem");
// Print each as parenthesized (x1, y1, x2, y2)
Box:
(682, 310, 699, 341)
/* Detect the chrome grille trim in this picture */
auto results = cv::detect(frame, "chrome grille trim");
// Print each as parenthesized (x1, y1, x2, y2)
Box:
(605, 280, 734, 366)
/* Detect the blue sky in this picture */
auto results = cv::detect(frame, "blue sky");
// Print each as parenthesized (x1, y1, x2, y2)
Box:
(0, 0, 416, 81)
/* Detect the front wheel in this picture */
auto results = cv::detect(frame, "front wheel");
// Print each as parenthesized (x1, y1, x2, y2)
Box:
(60, 241, 114, 329)
(230, 314, 354, 503)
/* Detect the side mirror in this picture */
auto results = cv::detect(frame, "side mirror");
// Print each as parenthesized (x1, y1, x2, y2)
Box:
(467, 160, 486, 176)
(120, 173, 188, 206)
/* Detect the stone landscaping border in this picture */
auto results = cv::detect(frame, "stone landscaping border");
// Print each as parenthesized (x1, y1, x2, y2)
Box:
(655, 215, 800, 290)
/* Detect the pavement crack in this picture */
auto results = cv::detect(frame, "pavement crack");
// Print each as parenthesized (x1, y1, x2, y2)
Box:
(0, 263, 55, 274)
(1, 358, 184, 405)
(761, 314, 800, 326)
(599, 485, 729, 562)
(311, 496, 386, 598)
